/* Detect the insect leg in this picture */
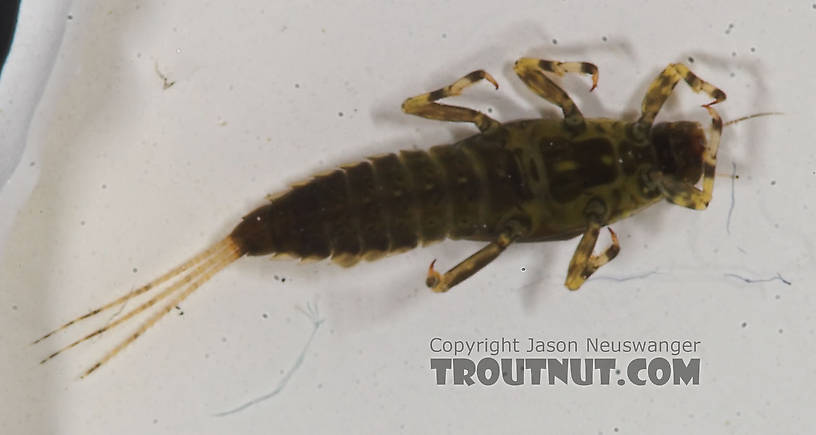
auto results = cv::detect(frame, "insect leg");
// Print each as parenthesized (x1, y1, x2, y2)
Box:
(565, 223, 620, 290)
(638, 64, 725, 210)
(512, 57, 598, 132)
(425, 220, 528, 292)
(401, 70, 501, 132)
(638, 63, 726, 126)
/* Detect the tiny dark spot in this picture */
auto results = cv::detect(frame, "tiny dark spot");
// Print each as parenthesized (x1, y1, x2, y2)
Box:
(274, 275, 280, 281)
(441, 33, 447, 39)
(601, 36, 607, 42)
(778, 328, 784, 334)
(338, 111, 344, 117)
(614, 428, 619, 432)
(29, 161, 35, 167)
(615, 369, 621, 375)
(80, 220, 85, 226)
(552, 38, 558, 45)
(731, 51, 737, 57)
(487, 107, 493, 113)
(687, 56, 694, 63)
(770, 180, 776, 185)
(153, 419, 158, 424)
(132, 267, 138, 273)
(67, 14, 73, 20)
(221, 337, 227, 342)
(11, 304, 17, 311)
(262, 313, 269, 319)
(730, 72, 736, 77)
(520, 267, 526, 272)
(741, 322, 747, 328)
(750, 47, 756, 52)
(317, 383, 323, 389)
(294, 83, 300, 88)
(775, 294, 781, 300)
(101, 184, 107, 189)
(281, 277, 286, 283)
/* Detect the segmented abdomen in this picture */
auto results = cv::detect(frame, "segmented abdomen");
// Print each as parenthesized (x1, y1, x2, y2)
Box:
(230, 134, 528, 265)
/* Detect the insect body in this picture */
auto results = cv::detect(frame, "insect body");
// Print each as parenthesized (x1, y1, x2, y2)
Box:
(37, 57, 725, 377)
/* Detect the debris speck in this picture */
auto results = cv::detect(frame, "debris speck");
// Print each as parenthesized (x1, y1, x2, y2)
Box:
(520, 267, 526, 272)
(216, 301, 324, 416)
(741, 322, 747, 328)
(132, 267, 138, 273)
(552, 38, 558, 45)
(338, 111, 344, 117)
(154, 62, 176, 90)
(688, 56, 694, 63)
(725, 272, 791, 285)
(726, 161, 736, 235)
(441, 33, 447, 39)
(725, 23, 734, 34)
(770, 180, 776, 186)
(601, 36, 608, 42)
(592, 269, 658, 283)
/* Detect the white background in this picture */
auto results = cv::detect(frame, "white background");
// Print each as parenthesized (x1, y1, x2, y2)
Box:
(1, 1, 813, 433)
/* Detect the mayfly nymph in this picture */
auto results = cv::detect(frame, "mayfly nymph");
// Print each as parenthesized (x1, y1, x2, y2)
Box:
(38, 57, 733, 377)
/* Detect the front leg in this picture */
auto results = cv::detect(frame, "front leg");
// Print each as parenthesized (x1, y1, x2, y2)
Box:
(638, 64, 725, 210)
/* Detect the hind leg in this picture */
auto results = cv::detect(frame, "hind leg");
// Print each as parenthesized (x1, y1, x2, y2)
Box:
(513, 57, 599, 132)
(425, 219, 528, 292)
(402, 70, 501, 132)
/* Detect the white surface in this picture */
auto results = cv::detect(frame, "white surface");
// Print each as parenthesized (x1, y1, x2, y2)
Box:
(0, 1, 813, 433)
(0, 0, 73, 259)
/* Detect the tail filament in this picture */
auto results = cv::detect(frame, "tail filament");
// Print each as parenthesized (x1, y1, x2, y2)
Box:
(35, 236, 244, 378)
